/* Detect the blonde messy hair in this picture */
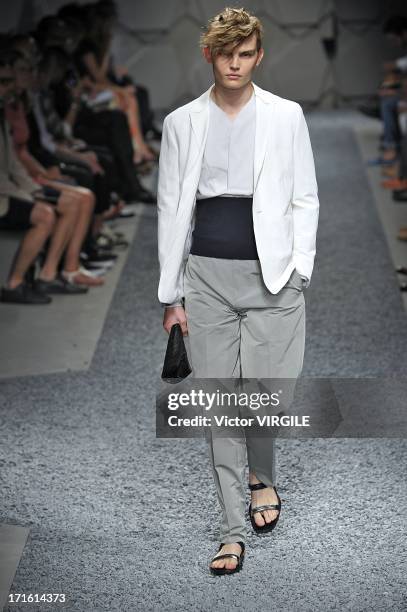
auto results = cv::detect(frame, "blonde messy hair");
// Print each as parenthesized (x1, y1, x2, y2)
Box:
(199, 7, 263, 57)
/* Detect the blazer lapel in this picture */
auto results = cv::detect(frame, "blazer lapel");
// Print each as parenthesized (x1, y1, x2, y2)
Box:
(187, 84, 212, 179)
(187, 81, 275, 193)
(252, 83, 275, 192)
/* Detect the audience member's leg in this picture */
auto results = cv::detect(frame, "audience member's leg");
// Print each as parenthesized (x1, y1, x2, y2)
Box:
(380, 94, 402, 159)
(398, 133, 407, 180)
(62, 191, 97, 274)
(5, 200, 55, 289)
(74, 109, 151, 200)
(133, 83, 155, 137)
(39, 192, 79, 281)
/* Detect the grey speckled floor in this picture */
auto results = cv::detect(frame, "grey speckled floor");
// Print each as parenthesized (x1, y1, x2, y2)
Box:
(1, 111, 407, 611)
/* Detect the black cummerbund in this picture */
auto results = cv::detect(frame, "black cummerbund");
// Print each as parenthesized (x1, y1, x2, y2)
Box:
(190, 196, 259, 259)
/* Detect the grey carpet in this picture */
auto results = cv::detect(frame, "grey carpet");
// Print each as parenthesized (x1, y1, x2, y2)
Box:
(0, 111, 406, 611)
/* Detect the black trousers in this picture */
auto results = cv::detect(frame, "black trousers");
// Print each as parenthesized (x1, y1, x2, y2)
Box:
(55, 157, 111, 215)
(74, 108, 143, 200)
(134, 83, 155, 137)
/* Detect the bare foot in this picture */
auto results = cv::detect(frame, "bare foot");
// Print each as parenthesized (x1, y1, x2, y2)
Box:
(62, 270, 105, 287)
(250, 476, 280, 527)
(210, 542, 243, 571)
(102, 200, 125, 221)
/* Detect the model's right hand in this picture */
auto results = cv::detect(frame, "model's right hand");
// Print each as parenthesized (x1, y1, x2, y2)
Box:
(163, 306, 188, 336)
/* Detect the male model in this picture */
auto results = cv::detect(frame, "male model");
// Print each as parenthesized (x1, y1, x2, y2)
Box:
(157, 7, 319, 575)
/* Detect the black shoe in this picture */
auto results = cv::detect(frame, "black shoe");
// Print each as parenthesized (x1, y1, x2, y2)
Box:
(130, 188, 156, 205)
(118, 208, 136, 218)
(34, 277, 88, 295)
(81, 249, 118, 265)
(357, 104, 381, 120)
(248, 482, 282, 534)
(1, 282, 52, 304)
(209, 542, 245, 576)
(393, 189, 407, 202)
(81, 259, 114, 272)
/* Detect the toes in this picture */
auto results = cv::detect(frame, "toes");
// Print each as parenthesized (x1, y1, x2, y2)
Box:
(211, 556, 224, 569)
(264, 510, 273, 523)
(254, 511, 265, 526)
(225, 558, 237, 570)
(264, 509, 279, 523)
(211, 546, 241, 571)
(211, 549, 227, 570)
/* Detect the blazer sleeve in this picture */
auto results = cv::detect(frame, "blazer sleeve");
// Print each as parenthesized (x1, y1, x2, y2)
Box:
(157, 114, 180, 275)
(291, 105, 320, 283)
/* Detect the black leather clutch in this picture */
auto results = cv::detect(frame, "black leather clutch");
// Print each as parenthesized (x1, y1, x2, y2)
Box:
(161, 323, 192, 383)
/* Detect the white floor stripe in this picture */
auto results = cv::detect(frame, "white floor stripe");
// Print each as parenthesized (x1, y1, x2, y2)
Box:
(353, 118, 407, 313)
(0, 524, 30, 610)
(0, 210, 144, 379)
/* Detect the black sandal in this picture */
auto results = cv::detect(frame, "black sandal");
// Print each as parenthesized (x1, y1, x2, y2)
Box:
(209, 541, 245, 576)
(248, 482, 281, 534)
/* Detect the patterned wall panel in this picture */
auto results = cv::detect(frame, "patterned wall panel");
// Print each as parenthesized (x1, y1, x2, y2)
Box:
(336, 26, 384, 100)
(2, 0, 407, 113)
(257, 15, 328, 102)
(271, 0, 332, 24)
(109, 0, 407, 112)
(335, 0, 381, 21)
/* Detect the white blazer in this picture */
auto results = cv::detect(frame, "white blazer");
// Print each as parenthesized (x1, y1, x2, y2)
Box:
(157, 81, 319, 304)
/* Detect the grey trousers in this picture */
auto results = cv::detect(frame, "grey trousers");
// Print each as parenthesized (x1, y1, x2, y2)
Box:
(183, 254, 306, 544)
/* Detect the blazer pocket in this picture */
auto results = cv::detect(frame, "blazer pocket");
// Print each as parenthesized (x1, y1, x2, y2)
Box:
(286, 268, 303, 292)
(293, 269, 304, 291)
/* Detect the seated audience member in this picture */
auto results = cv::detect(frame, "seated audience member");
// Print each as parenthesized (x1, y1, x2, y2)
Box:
(71, 1, 157, 164)
(0, 52, 104, 304)
(5, 48, 108, 288)
(16, 46, 124, 261)
(7, 44, 117, 250)
(371, 16, 407, 167)
(0, 54, 55, 304)
(24, 36, 155, 205)
(379, 16, 407, 248)
(57, 2, 162, 143)
(0, 54, 88, 303)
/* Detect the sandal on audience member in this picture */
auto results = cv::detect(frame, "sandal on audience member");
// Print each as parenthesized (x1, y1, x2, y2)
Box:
(61, 267, 105, 287)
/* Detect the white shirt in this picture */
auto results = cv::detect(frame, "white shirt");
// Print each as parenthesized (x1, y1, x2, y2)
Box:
(196, 89, 256, 199)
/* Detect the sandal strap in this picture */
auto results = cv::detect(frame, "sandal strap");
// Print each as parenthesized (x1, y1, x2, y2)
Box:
(61, 269, 81, 284)
(214, 541, 245, 557)
(251, 503, 281, 515)
(62, 267, 98, 284)
(249, 482, 267, 491)
(212, 553, 240, 563)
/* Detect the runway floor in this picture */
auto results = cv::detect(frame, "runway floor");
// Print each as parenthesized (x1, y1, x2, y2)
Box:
(0, 110, 406, 611)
